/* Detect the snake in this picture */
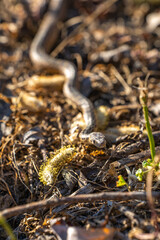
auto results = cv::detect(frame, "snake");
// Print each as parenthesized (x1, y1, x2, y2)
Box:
(29, 0, 106, 148)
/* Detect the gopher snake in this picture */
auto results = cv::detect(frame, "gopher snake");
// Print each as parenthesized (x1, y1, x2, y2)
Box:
(29, 0, 106, 148)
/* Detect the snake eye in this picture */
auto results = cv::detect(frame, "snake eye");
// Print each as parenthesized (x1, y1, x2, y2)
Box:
(92, 139, 96, 145)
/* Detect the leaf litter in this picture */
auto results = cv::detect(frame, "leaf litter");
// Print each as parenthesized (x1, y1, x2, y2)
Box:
(0, 0, 160, 239)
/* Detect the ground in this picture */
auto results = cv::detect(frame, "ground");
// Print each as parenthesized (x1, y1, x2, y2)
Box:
(0, 0, 160, 239)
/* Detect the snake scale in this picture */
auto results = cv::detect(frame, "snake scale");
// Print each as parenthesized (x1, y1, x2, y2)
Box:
(30, 0, 106, 148)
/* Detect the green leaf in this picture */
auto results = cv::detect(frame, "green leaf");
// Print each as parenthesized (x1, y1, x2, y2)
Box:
(136, 168, 144, 181)
(142, 158, 152, 168)
(116, 175, 127, 187)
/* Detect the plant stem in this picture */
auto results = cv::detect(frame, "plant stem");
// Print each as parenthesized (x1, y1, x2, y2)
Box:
(142, 105, 155, 161)
(0, 214, 17, 240)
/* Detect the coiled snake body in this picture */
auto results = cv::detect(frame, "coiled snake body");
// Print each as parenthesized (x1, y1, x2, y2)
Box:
(30, 0, 106, 148)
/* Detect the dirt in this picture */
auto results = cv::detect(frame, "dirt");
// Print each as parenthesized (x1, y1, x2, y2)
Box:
(0, 0, 160, 239)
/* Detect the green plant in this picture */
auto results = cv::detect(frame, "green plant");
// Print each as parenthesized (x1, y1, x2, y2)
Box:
(116, 175, 130, 190)
(135, 78, 156, 181)
(0, 213, 17, 240)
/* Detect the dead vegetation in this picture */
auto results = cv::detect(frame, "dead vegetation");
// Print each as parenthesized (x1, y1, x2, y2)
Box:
(0, 0, 160, 239)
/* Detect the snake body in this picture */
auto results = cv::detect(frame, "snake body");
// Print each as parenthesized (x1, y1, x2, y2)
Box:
(30, 0, 106, 148)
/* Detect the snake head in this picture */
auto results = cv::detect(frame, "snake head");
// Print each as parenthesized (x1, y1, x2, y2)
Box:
(89, 132, 106, 148)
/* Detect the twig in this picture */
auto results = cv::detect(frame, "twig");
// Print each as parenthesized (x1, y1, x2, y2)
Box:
(111, 65, 132, 94)
(51, 0, 118, 57)
(116, 204, 140, 227)
(146, 167, 159, 231)
(110, 131, 160, 161)
(1, 191, 160, 219)
(110, 146, 160, 170)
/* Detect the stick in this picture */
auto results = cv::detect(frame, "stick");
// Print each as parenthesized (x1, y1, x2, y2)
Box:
(1, 191, 160, 219)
